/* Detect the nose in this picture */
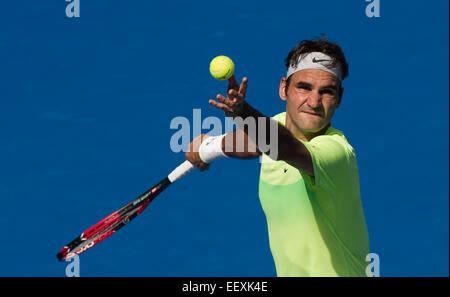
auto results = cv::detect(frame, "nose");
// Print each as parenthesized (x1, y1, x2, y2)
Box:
(307, 90, 321, 109)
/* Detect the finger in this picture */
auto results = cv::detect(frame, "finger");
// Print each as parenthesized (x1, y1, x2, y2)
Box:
(227, 89, 239, 105)
(209, 99, 234, 114)
(209, 99, 233, 112)
(198, 163, 210, 171)
(196, 163, 206, 171)
(216, 94, 233, 105)
(193, 157, 209, 170)
(227, 75, 239, 92)
(229, 89, 246, 106)
(238, 77, 248, 97)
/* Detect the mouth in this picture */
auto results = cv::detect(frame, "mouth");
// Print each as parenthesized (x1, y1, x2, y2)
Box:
(301, 111, 322, 117)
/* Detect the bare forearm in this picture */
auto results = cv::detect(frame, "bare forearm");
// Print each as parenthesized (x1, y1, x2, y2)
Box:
(221, 129, 260, 159)
(236, 102, 314, 176)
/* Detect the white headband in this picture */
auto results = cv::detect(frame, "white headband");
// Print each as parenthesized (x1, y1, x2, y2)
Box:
(286, 52, 343, 81)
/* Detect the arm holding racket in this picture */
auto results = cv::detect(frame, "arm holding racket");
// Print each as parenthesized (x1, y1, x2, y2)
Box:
(185, 130, 260, 171)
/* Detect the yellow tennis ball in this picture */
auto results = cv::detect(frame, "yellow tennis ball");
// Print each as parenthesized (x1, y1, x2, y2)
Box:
(209, 55, 235, 80)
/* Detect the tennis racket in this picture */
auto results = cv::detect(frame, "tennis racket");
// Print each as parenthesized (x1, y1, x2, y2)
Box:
(57, 160, 195, 261)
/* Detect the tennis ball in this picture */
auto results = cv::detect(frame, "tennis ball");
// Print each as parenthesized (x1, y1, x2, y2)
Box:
(209, 55, 234, 80)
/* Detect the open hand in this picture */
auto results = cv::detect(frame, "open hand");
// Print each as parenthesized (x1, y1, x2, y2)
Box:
(209, 75, 248, 118)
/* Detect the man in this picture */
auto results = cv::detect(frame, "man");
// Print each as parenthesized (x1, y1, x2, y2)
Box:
(185, 36, 370, 277)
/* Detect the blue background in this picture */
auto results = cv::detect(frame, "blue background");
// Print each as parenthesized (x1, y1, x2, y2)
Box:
(0, 0, 448, 276)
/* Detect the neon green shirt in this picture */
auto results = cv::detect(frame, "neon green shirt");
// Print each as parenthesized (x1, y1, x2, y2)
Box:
(259, 112, 370, 277)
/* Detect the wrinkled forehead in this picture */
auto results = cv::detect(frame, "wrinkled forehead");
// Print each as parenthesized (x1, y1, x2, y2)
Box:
(290, 69, 340, 87)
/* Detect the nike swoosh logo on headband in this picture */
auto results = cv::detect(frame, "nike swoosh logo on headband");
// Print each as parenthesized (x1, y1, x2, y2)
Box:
(312, 57, 331, 63)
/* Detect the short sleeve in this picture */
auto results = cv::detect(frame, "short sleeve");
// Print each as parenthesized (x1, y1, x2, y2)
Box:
(301, 134, 355, 193)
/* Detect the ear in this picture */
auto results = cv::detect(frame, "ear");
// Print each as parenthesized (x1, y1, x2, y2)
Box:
(279, 77, 287, 101)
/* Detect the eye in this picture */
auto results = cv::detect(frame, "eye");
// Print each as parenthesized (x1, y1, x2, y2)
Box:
(320, 88, 336, 95)
(297, 85, 311, 91)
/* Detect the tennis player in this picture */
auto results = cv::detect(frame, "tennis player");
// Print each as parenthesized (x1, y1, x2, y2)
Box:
(185, 36, 370, 277)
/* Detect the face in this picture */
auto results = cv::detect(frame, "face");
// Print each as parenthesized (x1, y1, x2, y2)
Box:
(279, 69, 343, 136)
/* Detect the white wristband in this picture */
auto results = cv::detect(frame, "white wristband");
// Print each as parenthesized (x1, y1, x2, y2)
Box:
(198, 134, 228, 164)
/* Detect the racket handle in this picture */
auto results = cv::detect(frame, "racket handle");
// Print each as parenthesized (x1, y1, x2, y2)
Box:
(168, 160, 195, 183)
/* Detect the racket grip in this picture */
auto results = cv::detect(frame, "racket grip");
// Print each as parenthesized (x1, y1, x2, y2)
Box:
(168, 160, 195, 183)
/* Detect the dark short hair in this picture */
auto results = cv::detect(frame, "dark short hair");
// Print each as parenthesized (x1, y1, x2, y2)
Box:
(285, 34, 349, 91)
